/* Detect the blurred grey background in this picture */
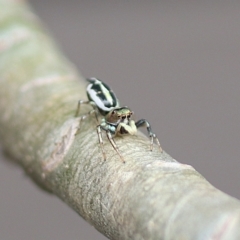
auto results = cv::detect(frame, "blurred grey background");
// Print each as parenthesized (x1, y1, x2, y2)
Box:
(1, 1, 240, 239)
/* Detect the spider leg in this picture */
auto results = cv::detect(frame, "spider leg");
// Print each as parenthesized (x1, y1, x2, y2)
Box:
(96, 124, 125, 163)
(97, 125, 107, 160)
(75, 99, 100, 135)
(135, 119, 162, 152)
(75, 100, 90, 117)
(75, 108, 98, 135)
(106, 130, 125, 163)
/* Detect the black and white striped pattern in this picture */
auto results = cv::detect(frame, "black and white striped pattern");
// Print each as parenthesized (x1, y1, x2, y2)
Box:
(86, 78, 119, 115)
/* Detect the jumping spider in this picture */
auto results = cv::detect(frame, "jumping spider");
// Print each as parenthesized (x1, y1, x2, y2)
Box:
(75, 78, 162, 163)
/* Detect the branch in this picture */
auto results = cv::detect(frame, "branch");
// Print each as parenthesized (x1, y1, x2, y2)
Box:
(0, 1, 240, 239)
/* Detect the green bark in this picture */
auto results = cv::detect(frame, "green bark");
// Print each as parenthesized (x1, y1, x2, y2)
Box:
(0, 0, 240, 239)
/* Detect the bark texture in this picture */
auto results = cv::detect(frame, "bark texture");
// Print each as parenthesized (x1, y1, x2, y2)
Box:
(0, 1, 240, 239)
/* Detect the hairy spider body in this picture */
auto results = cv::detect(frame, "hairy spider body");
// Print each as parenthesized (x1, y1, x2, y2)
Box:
(75, 78, 162, 162)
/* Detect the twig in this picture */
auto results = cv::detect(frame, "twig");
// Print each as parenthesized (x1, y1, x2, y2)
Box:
(0, 1, 240, 239)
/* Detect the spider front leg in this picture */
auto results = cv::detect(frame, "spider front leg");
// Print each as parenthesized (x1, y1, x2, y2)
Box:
(106, 131, 125, 163)
(135, 119, 163, 152)
(97, 125, 125, 163)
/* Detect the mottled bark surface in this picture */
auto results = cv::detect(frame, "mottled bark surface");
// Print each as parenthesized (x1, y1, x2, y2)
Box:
(0, 0, 240, 239)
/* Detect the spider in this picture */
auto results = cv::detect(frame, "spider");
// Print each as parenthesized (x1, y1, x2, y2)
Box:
(75, 78, 162, 163)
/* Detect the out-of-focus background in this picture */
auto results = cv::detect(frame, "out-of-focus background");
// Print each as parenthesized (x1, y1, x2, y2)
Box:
(1, 1, 240, 239)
